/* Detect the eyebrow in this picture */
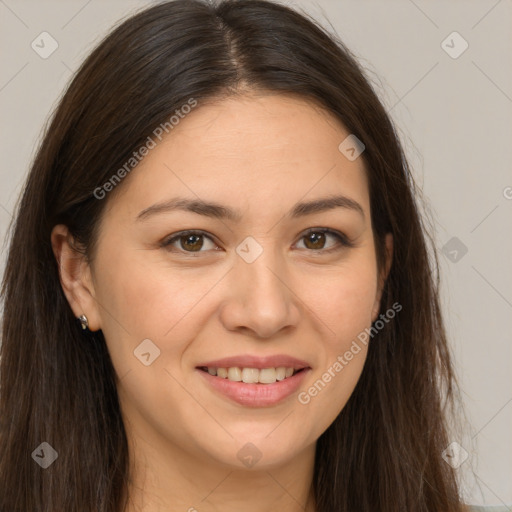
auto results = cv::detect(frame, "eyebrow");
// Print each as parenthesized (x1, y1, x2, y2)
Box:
(136, 194, 365, 223)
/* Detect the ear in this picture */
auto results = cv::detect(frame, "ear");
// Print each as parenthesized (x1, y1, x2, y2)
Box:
(50, 224, 102, 331)
(371, 233, 393, 322)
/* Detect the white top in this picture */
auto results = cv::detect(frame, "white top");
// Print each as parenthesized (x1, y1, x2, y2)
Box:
(467, 507, 512, 511)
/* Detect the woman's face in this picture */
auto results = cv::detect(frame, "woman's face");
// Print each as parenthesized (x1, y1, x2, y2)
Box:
(75, 93, 391, 470)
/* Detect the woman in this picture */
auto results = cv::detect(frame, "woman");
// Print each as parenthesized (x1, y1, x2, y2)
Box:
(0, 0, 471, 510)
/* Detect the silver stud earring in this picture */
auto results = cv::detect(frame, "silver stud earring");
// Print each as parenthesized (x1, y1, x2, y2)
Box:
(78, 314, 89, 330)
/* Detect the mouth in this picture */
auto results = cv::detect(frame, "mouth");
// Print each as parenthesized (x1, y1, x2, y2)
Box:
(195, 356, 311, 407)
(196, 366, 306, 384)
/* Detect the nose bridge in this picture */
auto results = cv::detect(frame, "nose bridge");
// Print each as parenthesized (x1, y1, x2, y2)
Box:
(222, 239, 300, 338)
(242, 251, 286, 303)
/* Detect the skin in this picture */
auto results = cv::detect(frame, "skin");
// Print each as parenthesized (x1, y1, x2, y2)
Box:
(52, 92, 393, 512)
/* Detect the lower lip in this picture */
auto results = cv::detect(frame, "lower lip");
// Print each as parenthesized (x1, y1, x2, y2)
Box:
(196, 368, 311, 407)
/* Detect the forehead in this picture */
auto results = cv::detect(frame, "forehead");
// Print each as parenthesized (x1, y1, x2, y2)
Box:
(106, 93, 370, 222)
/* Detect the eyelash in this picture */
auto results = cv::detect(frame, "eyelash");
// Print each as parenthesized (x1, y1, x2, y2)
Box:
(161, 228, 354, 256)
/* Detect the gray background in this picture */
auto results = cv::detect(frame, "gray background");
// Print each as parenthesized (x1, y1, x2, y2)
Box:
(0, 0, 510, 506)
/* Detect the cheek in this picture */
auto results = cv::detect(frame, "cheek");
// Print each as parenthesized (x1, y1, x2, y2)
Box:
(297, 343, 367, 438)
(293, 257, 377, 416)
(93, 249, 227, 371)
(300, 260, 378, 346)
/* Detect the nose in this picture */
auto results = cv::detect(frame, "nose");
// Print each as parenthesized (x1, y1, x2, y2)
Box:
(219, 250, 301, 339)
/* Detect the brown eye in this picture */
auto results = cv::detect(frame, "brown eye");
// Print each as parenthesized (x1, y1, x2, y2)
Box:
(179, 233, 204, 252)
(303, 231, 327, 250)
(296, 228, 353, 252)
(163, 231, 217, 253)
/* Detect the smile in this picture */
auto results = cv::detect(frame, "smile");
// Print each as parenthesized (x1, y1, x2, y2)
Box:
(196, 367, 311, 407)
(198, 366, 301, 384)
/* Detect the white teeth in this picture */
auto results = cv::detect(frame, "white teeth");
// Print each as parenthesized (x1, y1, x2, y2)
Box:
(275, 367, 286, 381)
(259, 368, 278, 384)
(227, 367, 242, 381)
(217, 367, 228, 379)
(204, 366, 300, 384)
(242, 368, 259, 383)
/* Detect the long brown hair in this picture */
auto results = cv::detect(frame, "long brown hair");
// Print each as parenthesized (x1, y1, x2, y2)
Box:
(0, 0, 465, 510)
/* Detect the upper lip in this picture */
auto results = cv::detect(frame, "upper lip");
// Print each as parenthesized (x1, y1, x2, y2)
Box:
(196, 354, 311, 370)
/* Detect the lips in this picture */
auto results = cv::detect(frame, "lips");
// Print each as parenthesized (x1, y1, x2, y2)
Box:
(195, 354, 312, 407)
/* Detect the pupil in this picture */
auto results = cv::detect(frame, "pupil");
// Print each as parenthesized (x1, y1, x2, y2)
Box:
(182, 234, 203, 251)
(305, 232, 325, 250)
